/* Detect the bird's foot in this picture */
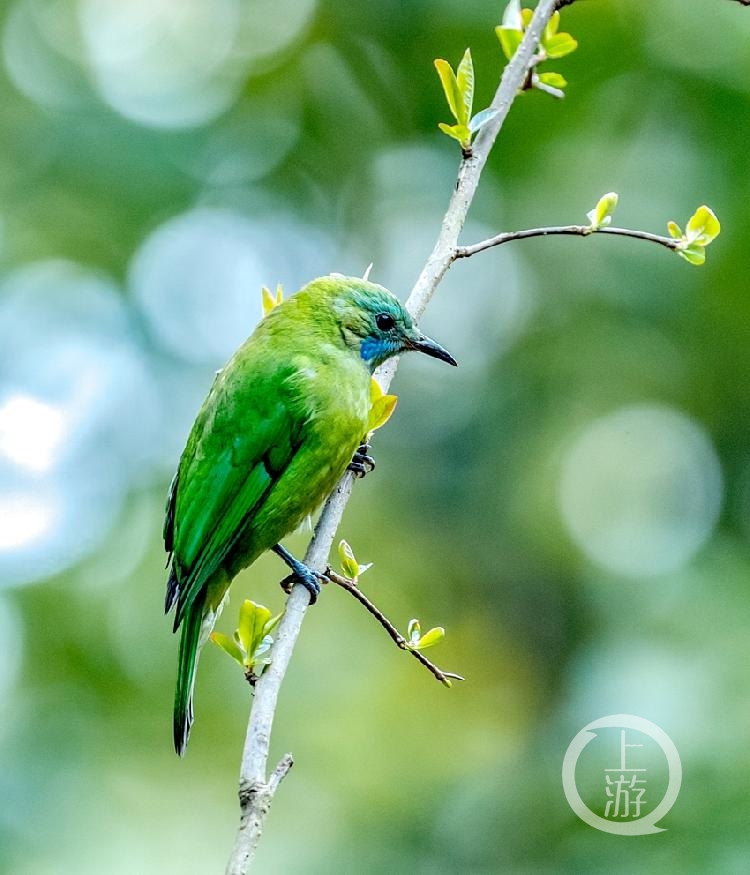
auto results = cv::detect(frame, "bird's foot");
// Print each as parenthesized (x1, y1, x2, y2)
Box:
(279, 569, 322, 603)
(273, 544, 325, 605)
(348, 443, 375, 479)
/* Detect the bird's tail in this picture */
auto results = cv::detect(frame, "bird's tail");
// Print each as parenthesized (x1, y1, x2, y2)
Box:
(173, 605, 203, 756)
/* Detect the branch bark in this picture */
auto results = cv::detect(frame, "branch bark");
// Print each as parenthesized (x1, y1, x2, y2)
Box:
(455, 224, 680, 259)
(224, 3, 562, 872)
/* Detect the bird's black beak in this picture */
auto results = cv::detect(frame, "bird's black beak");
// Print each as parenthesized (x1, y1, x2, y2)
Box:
(409, 332, 458, 366)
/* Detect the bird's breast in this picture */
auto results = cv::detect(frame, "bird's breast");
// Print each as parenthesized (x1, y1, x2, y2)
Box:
(289, 352, 371, 437)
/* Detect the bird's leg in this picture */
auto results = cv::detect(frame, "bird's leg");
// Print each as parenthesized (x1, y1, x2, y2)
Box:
(272, 544, 324, 605)
(348, 442, 375, 479)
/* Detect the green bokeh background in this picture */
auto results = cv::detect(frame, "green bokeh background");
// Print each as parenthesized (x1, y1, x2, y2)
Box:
(1, 1, 749, 872)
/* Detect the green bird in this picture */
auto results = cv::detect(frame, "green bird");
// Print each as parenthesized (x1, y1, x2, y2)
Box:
(164, 274, 456, 755)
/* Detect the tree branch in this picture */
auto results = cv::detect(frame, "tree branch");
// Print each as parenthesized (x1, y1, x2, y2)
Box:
(225, 2, 561, 872)
(455, 224, 680, 259)
(325, 568, 465, 687)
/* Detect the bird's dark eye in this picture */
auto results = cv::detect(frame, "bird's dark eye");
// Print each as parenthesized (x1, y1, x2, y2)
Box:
(375, 313, 395, 331)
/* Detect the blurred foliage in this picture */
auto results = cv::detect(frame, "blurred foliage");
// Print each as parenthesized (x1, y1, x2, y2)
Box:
(1, 1, 750, 873)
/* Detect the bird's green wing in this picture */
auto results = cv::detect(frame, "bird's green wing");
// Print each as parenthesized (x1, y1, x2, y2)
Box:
(167, 358, 303, 629)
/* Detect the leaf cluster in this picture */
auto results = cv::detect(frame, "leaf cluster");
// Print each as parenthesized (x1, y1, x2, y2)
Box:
(434, 49, 498, 154)
(211, 600, 282, 681)
(497, 1, 577, 96)
(668, 206, 721, 266)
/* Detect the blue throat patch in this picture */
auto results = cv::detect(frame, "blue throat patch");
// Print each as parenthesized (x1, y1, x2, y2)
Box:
(360, 336, 397, 367)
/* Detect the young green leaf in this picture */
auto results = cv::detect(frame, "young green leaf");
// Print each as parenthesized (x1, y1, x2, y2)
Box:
(405, 617, 446, 651)
(544, 32, 578, 59)
(677, 244, 707, 266)
(537, 71, 567, 89)
(210, 631, 245, 665)
(411, 626, 446, 651)
(338, 539, 360, 580)
(368, 393, 398, 432)
(685, 205, 721, 246)
(434, 59, 462, 122)
(667, 221, 683, 239)
(668, 206, 720, 266)
(237, 600, 255, 655)
(495, 24, 523, 61)
(544, 10, 560, 41)
(370, 377, 384, 403)
(435, 51, 476, 150)
(497, 3, 577, 79)
(456, 48, 474, 127)
(586, 191, 619, 230)
(438, 122, 472, 148)
(238, 600, 272, 658)
(210, 599, 282, 677)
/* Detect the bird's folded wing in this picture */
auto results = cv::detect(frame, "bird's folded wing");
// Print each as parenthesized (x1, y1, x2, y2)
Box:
(169, 370, 303, 627)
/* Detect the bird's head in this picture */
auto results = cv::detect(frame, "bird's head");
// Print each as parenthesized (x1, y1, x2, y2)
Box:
(319, 276, 457, 372)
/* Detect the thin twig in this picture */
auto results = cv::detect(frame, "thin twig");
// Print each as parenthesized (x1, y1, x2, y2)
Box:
(455, 224, 679, 259)
(225, 3, 561, 872)
(531, 78, 565, 99)
(325, 568, 465, 687)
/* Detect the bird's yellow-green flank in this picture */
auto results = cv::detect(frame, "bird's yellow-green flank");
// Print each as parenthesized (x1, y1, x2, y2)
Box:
(164, 275, 456, 755)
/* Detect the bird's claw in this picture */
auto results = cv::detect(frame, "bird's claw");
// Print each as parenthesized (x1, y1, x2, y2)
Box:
(273, 543, 326, 604)
(348, 443, 375, 479)
(279, 566, 323, 604)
